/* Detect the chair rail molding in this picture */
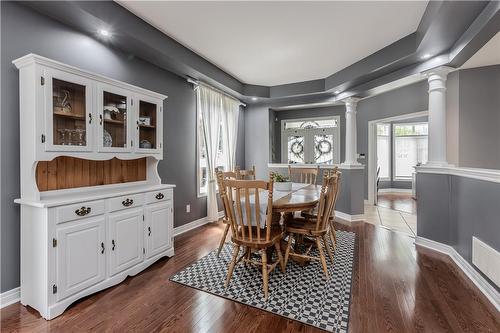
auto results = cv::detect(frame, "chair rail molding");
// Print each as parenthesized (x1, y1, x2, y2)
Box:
(415, 165, 500, 184)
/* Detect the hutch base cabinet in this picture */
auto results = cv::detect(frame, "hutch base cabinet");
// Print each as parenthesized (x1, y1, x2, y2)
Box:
(13, 54, 174, 320)
(17, 185, 174, 320)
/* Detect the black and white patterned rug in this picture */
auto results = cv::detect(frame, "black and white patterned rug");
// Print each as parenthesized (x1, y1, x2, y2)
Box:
(170, 230, 356, 332)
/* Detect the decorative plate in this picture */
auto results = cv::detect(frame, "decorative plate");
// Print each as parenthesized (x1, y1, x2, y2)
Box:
(103, 130, 112, 147)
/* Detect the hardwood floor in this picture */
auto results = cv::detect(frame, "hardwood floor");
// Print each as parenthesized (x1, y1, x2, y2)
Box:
(377, 192, 417, 215)
(2, 221, 499, 332)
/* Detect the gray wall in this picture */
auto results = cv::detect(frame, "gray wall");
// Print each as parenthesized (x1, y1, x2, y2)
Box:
(417, 173, 500, 292)
(0, 2, 244, 292)
(458, 65, 500, 169)
(246, 80, 430, 198)
(270, 106, 346, 163)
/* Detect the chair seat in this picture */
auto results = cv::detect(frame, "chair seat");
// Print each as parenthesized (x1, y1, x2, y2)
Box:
(300, 208, 335, 221)
(231, 225, 283, 248)
(286, 217, 327, 236)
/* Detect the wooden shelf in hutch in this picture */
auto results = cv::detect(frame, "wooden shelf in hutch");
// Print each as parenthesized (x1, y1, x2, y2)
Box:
(53, 111, 85, 120)
(104, 118, 125, 125)
(138, 124, 156, 129)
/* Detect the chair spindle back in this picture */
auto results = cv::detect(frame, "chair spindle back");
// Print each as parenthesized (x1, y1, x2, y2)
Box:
(221, 174, 274, 242)
(288, 166, 319, 184)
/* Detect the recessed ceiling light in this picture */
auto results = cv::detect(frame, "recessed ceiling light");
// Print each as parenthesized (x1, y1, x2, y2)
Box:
(421, 53, 432, 60)
(251, 97, 258, 101)
(334, 90, 340, 94)
(99, 29, 111, 37)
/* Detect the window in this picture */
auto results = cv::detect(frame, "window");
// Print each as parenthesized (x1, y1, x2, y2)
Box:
(197, 115, 228, 196)
(376, 124, 390, 180)
(281, 116, 340, 165)
(393, 123, 428, 179)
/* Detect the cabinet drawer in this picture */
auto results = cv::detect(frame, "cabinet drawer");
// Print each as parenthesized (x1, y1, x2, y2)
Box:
(108, 193, 144, 213)
(56, 200, 105, 224)
(145, 189, 172, 205)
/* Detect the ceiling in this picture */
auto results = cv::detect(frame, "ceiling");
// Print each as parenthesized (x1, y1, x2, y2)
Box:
(117, 1, 428, 86)
(461, 31, 500, 69)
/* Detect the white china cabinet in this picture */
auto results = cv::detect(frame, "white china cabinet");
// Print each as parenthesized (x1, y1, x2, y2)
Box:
(13, 54, 174, 320)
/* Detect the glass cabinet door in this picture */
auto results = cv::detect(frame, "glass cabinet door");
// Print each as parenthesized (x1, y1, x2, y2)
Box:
(46, 70, 93, 151)
(99, 85, 131, 151)
(136, 97, 161, 152)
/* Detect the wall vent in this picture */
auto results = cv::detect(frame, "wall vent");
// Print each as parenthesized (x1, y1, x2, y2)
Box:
(472, 237, 500, 287)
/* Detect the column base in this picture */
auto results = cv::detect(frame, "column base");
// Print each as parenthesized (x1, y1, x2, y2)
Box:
(340, 162, 364, 170)
(423, 161, 455, 168)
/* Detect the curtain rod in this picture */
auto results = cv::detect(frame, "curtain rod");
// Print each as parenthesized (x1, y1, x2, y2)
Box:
(187, 77, 246, 107)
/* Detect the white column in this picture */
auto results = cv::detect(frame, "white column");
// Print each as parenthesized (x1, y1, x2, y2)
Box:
(424, 66, 453, 167)
(342, 97, 361, 166)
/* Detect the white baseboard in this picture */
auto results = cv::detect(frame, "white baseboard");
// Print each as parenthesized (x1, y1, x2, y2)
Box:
(173, 211, 224, 237)
(334, 210, 364, 222)
(415, 236, 500, 311)
(0, 287, 20, 308)
(378, 188, 412, 193)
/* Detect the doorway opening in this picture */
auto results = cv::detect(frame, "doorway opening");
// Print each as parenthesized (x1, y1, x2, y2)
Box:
(367, 111, 428, 236)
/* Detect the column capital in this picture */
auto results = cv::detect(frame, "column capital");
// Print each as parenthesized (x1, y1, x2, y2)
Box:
(341, 96, 361, 111)
(422, 66, 454, 80)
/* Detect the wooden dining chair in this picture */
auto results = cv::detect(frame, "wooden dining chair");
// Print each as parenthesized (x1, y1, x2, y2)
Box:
(215, 168, 238, 257)
(284, 173, 339, 278)
(236, 165, 256, 180)
(288, 165, 320, 184)
(301, 167, 341, 250)
(221, 174, 285, 300)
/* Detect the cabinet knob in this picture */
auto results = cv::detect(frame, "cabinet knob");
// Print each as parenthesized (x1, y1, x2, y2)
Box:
(148, 226, 151, 236)
(75, 206, 91, 216)
(155, 192, 164, 200)
(112, 239, 116, 251)
(101, 242, 105, 254)
(122, 198, 134, 207)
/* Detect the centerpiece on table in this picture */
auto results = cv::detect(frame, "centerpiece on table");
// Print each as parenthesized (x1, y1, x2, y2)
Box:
(271, 172, 292, 191)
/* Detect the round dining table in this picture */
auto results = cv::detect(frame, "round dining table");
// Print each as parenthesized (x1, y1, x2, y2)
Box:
(270, 184, 322, 265)
(271, 183, 321, 223)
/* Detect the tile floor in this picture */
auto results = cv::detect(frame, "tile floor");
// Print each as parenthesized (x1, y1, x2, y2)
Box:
(363, 203, 417, 237)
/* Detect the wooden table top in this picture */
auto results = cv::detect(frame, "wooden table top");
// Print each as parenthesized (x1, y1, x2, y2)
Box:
(272, 184, 321, 213)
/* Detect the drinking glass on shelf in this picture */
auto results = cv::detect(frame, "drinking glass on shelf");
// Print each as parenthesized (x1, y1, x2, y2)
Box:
(57, 129, 66, 145)
(75, 129, 86, 146)
(66, 129, 74, 146)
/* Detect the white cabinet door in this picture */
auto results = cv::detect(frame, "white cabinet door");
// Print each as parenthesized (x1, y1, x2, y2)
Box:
(43, 68, 94, 152)
(108, 208, 144, 276)
(135, 94, 163, 155)
(97, 83, 133, 153)
(145, 201, 173, 258)
(56, 216, 106, 301)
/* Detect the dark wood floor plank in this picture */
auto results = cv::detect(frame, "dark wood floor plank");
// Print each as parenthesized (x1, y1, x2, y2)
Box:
(1, 221, 499, 333)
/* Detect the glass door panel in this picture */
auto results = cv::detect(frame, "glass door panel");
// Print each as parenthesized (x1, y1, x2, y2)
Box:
(314, 134, 334, 164)
(52, 78, 88, 147)
(138, 100, 157, 150)
(286, 134, 305, 164)
(102, 91, 128, 149)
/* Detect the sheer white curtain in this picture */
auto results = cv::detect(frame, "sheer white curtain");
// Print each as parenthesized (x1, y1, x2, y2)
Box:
(197, 85, 222, 221)
(221, 96, 240, 171)
(197, 85, 240, 221)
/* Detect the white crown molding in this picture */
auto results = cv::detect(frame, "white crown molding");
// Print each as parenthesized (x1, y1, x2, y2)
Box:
(415, 237, 500, 312)
(334, 211, 364, 222)
(0, 287, 20, 308)
(12, 53, 168, 100)
(415, 165, 500, 184)
(173, 211, 224, 237)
